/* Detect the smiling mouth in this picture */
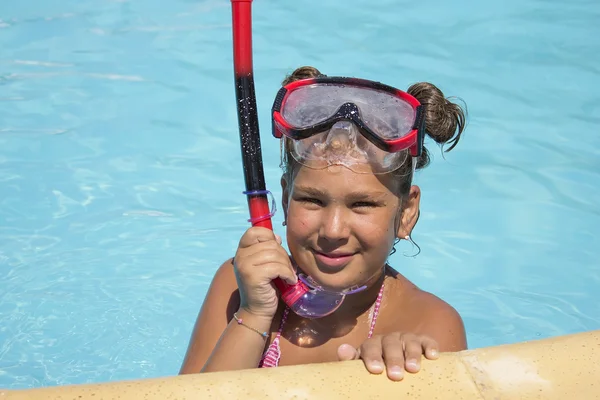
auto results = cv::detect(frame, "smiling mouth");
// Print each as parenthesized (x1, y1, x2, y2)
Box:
(313, 250, 356, 270)
(316, 251, 355, 258)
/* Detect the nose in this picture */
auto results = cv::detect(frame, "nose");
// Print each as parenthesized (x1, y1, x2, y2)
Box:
(325, 121, 358, 151)
(319, 205, 350, 243)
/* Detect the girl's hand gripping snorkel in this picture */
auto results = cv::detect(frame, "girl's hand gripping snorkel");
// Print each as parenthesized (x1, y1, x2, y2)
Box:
(234, 227, 298, 320)
(234, 223, 359, 319)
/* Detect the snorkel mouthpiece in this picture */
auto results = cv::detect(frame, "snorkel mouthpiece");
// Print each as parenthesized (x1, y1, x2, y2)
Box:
(278, 280, 345, 318)
(286, 273, 370, 319)
(288, 290, 346, 319)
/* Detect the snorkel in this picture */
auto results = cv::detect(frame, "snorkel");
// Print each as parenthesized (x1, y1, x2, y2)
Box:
(230, 0, 353, 318)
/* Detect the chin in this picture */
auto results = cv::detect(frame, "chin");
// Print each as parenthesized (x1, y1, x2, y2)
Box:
(293, 250, 380, 290)
(304, 262, 364, 292)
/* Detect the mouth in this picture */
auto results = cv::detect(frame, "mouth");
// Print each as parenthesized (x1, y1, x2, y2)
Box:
(313, 250, 356, 271)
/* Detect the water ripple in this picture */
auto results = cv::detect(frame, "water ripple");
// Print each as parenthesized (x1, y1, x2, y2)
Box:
(1, 0, 599, 390)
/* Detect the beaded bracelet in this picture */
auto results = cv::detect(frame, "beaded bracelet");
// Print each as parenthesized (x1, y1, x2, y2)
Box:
(233, 312, 269, 339)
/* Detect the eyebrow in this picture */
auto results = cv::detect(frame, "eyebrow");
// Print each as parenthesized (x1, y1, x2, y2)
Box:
(294, 186, 326, 196)
(293, 185, 388, 200)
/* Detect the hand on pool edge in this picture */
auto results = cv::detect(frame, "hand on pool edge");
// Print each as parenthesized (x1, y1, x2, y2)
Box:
(337, 332, 440, 381)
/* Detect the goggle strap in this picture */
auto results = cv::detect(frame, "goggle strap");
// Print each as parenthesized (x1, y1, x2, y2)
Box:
(342, 284, 368, 295)
(413, 105, 426, 157)
(272, 87, 286, 113)
(298, 273, 368, 295)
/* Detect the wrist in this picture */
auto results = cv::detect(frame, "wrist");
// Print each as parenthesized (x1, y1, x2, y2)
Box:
(236, 307, 275, 326)
(233, 308, 273, 339)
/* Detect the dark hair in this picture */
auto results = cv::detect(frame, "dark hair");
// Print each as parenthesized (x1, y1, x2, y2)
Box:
(280, 66, 467, 197)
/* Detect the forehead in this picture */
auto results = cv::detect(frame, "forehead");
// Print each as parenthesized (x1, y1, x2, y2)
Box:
(291, 165, 398, 197)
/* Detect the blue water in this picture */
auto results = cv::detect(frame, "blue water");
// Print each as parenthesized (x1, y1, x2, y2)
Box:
(1, 0, 599, 390)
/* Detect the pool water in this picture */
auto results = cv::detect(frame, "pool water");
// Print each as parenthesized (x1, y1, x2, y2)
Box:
(1, 0, 599, 390)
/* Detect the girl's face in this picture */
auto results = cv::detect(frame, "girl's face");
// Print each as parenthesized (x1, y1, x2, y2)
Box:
(282, 165, 418, 291)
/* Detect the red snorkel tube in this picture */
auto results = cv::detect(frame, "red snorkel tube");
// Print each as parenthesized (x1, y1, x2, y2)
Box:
(230, 0, 309, 309)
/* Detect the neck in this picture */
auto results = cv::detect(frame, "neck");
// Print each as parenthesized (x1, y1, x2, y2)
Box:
(283, 267, 387, 348)
(330, 267, 386, 321)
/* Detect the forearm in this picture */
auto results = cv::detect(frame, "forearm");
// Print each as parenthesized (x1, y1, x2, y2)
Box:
(201, 310, 272, 372)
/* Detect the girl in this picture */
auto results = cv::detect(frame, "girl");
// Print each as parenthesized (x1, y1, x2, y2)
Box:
(180, 66, 468, 381)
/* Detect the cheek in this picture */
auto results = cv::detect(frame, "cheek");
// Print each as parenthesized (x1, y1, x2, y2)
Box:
(288, 218, 309, 233)
(286, 206, 314, 235)
(356, 214, 397, 247)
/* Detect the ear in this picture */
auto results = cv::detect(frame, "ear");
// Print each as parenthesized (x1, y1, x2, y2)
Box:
(396, 185, 421, 239)
(281, 176, 290, 221)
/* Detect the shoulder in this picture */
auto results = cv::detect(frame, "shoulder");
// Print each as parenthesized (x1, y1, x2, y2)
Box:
(211, 258, 237, 289)
(179, 258, 240, 374)
(411, 289, 467, 351)
(205, 258, 240, 318)
(386, 270, 467, 352)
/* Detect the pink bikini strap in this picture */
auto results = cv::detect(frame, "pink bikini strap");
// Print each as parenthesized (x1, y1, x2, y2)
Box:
(259, 307, 289, 368)
(276, 307, 290, 335)
(367, 281, 385, 339)
(260, 280, 384, 367)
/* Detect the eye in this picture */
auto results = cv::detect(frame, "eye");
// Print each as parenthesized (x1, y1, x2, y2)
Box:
(351, 201, 381, 209)
(297, 197, 324, 206)
(352, 200, 385, 209)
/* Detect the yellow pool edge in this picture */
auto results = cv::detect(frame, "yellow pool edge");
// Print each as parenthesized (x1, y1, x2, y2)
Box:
(2, 330, 599, 400)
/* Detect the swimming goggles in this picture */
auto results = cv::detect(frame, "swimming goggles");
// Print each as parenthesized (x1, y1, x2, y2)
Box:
(285, 273, 370, 319)
(271, 76, 426, 174)
(297, 273, 367, 295)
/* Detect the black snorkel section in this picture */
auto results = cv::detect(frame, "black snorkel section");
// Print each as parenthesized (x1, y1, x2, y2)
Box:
(230, 0, 310, 306)
(231, 0, 270, 226)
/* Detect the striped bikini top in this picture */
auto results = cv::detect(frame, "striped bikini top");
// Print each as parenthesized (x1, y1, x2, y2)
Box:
(259, 281, 385, 368)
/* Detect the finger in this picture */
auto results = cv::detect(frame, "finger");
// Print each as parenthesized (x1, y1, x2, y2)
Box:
(358, 338, 385, 375)
(243, 248, 289, 267)
(337, 344, 359, 361)
(241, 239, 286, 259)
(242, 249, 297, 284)
(421, 337, 440, 360)
(259, 262, 298, 286)
(381, 334, 406, 381)
(402, 335, 424, 373)
(238, 261, 295, 287)
(238, 227, 277, 248)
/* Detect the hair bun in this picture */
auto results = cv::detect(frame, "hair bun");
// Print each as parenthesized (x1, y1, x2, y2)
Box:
(407, 82, 467, 169)
(282, 66, 324, 85)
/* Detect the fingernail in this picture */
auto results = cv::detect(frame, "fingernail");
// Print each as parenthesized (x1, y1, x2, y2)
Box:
(429, 349, 439, 358)
(339, 344, 352, 352)
(370, 361, 384, 373)
(388, 366, 403, 378)
(406, 359, 419, 370)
